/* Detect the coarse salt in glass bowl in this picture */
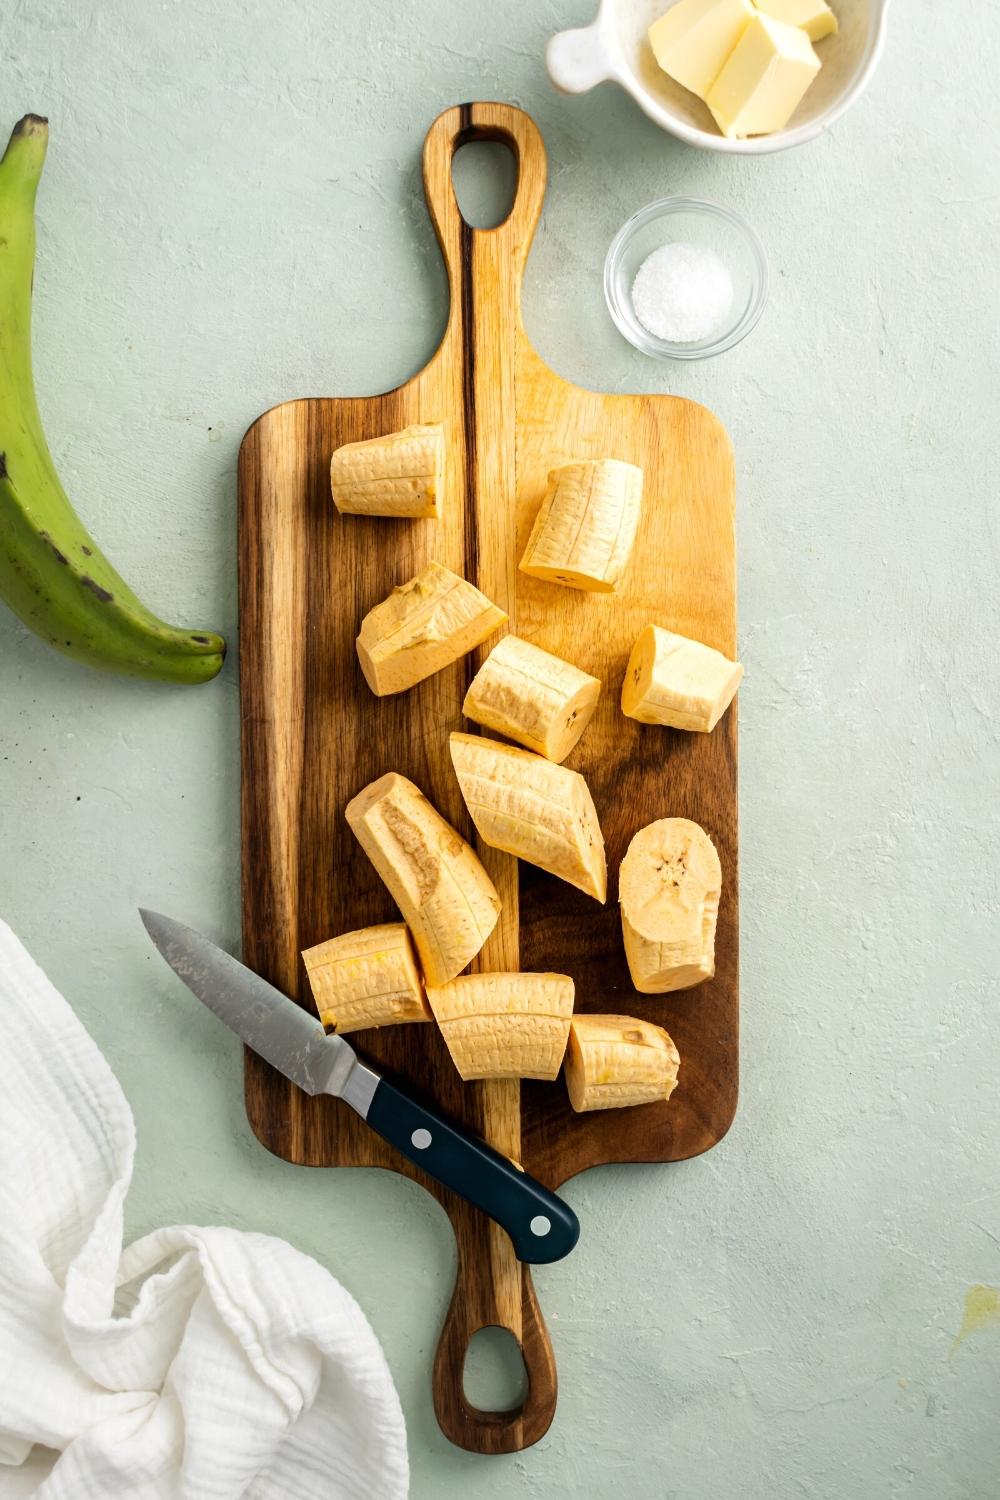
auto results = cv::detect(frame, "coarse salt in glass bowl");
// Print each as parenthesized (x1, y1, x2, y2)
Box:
(604, 196, 768, 361)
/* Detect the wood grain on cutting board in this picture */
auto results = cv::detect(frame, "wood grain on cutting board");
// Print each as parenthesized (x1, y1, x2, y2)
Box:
(239, 102, 737, 1453)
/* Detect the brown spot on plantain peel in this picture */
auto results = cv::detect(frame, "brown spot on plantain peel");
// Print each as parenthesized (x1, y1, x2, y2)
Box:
(80, 576, 113, 603)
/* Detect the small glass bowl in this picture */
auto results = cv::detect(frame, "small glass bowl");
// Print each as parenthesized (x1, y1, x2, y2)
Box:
(604, 197, 768, 361)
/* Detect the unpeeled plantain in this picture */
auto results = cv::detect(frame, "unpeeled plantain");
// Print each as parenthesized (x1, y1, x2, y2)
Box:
(0, 116, 224, 682)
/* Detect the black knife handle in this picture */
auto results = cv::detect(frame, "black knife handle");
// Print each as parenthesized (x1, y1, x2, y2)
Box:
(365, 1076, 579, 1264)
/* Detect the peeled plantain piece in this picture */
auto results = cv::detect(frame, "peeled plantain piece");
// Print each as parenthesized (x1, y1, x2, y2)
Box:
(356, 561, 507, 697)
(463, 634, 601, 764)
(345, 772, 501, 986)
(449, 732, 607, 902)
(519, 459, 643, 593)
(331, 423, 445, 519)
(622, 624, 743, 732)
(302, 923, 430, 1034)
(426, 971, 574, 1081)
(619, 817, 721, 993)
(565, 1014, 680, 1112)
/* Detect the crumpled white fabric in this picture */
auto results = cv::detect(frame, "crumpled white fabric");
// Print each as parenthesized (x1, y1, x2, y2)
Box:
(0, 919, 409, 1499)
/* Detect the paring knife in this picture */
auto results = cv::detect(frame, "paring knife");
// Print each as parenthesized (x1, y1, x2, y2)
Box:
(139, 910, 580, 1264)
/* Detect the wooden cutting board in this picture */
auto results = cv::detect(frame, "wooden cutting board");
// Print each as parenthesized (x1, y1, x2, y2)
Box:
(238, 102, 738, 1455)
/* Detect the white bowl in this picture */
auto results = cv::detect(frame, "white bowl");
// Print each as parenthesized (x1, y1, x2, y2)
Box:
(546, 0, 892, 154)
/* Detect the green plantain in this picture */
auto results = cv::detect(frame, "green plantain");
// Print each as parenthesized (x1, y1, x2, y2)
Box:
(0, 114, 225, 683)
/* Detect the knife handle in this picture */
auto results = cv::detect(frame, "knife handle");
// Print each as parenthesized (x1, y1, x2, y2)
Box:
(365, 1077, 579, 1264)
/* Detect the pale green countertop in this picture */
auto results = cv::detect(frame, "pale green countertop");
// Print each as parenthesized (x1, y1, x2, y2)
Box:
(1, 3, 998, 1496)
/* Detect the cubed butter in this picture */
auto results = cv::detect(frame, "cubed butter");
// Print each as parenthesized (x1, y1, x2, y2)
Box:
(706, 11, 820, 138)
(754, 0, 838, 42)
(648, 0, 756, 101)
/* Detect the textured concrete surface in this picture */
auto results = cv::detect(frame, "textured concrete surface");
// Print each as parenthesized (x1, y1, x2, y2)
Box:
(1, 2, 998, 1496)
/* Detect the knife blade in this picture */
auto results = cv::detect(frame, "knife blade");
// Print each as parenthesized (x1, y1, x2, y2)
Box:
(139, 909, 579, 1265)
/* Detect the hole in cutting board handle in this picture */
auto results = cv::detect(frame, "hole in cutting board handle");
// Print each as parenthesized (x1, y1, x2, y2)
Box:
(463, 1326, 530, 1411)
(451, 140, 518, 230)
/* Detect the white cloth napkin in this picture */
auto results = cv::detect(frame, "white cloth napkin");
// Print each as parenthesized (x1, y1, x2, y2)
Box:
(0, 919, 409, 1499)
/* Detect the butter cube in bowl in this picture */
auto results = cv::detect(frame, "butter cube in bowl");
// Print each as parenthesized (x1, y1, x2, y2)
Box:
(604, 196, 767, 360)
(705, 10, 821, 138)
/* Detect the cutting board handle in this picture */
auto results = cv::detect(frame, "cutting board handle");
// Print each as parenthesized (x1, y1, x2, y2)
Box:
(422, 102, 547, 302)
(432, 1204, 557, 1453)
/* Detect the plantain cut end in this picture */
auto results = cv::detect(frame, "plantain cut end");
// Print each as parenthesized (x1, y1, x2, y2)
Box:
(179, 633, 226, 683)
(2, 114, 50, 185)
(126, 634, 226, 684)
(186, 630, 227, 676)
(15, 115, 50, 137)
(188, 629, 226, 656)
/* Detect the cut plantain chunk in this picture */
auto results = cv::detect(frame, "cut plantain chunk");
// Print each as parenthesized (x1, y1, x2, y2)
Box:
(565, 1014, 680, 1112)
(519, 459, 643, 593)
(622, 624, 743, 732)
(331, 423, 445, 519)
(356, 561, 507, 696)
(619, 817, 721, 993)
(449, 732, 607, 902)
(463, 634, 601, 764)
(302, 923, 430, 1034)
(345, 772, 501, 986)
(427, 972, 574, 1080)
